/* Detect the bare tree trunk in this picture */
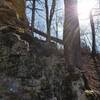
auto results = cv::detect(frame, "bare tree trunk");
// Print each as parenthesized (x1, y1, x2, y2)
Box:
(90, 11, 96, 57)
(45, 0, 50, 42)
(56, 13, 58, 45)
(63, 0, 80, 72)
(31, 0, 36, 36)
(63, 2, 88, 100)
(45, 0, 56, 43)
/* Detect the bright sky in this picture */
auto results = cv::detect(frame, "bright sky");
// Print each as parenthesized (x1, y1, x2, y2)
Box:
(78, 0, 100, 51)
(78, 0, 97, 21)
(26, 0, 98, 37)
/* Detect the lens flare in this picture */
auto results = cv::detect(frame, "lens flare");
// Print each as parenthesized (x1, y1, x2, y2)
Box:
(78, 0, 96, 19)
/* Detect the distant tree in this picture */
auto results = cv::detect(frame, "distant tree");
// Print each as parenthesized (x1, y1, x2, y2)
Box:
(45, 0, 56, 43)
(63, 0, 80, 72)
(31, 0, 36, 36)
(90, 11, 96, 56)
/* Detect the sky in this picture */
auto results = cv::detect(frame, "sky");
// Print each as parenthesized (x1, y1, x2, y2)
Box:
(26, 0, 100, 51)
(26, 0, 98, 30)
(78, 0, 100, 51)
(78, 0, 97, 20)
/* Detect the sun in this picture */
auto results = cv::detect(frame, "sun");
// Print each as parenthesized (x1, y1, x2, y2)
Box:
(78, 0, 97, 19)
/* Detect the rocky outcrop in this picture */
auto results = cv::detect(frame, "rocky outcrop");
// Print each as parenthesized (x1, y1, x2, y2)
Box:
(0, 29, 66, 100)
(0, 28, 100, 100)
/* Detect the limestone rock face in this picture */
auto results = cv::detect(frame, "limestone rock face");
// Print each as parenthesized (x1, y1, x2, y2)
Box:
(0, 29, 100, 100)
(0, 30, 66, 100)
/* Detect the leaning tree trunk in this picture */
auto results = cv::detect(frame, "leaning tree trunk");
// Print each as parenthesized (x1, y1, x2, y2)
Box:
(63, 0, 80, 72)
